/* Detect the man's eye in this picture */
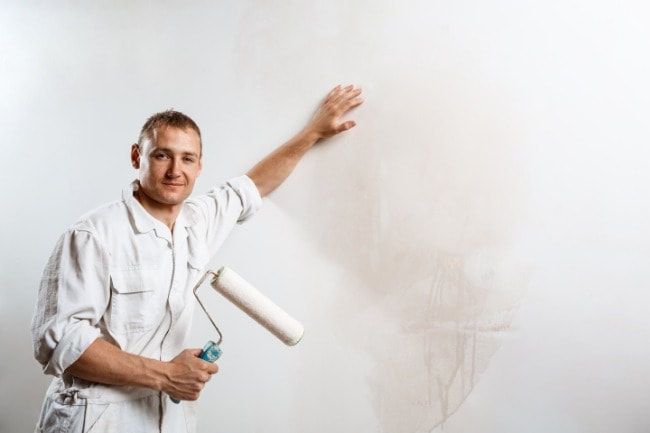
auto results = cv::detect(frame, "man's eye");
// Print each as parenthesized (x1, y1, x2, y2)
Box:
(184, 157, 196, 163)
(154, 153, 168, 159)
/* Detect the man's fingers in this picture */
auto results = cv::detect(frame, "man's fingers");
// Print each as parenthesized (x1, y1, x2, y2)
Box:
(342, 97, 364, 112)
(326, 84, 342, 100)
(328, 84, 357, 101)
(333, 88, 363, 111)
(345, 87, 361, 99)
(332, 84, 357, 104)
(205, 362, 219, 374)
(326, 84, 346, 102)
(337, 88, 362, 105)
(194, 357, 218, 373)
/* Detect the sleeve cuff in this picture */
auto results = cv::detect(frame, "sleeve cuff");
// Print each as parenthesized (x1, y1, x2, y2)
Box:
(45, 320, 100, 377)
(225, 175, 263, 224)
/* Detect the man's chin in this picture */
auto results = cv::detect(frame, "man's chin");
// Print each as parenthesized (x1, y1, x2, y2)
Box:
(156, 190, 191, 205)
(161, 195, 189, 205)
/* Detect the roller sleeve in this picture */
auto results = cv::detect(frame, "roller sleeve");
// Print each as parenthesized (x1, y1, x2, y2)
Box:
(210, 267, 304, 346)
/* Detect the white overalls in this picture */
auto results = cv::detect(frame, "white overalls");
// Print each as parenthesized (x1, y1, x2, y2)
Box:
(31, 176, 262, 433)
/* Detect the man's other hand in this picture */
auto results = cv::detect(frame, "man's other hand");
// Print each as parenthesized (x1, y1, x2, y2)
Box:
(163, 348, 219, 401)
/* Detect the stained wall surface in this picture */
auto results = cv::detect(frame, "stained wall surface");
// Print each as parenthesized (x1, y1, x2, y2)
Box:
(1, 2, 650, 433)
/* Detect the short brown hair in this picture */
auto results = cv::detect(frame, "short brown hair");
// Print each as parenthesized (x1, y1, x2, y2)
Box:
(138, 109, 202, 154)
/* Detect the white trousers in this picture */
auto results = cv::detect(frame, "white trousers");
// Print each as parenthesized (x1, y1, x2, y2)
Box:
(34, 391, 197, 433)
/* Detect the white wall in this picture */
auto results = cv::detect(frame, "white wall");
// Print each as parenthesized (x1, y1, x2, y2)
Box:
(2, 1, 650, 432)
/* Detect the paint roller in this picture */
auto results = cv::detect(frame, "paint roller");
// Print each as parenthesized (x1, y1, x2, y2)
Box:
(171, 266, 304, 403)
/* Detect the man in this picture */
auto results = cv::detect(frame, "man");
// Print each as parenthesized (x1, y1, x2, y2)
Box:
(31, 84, 363, 432)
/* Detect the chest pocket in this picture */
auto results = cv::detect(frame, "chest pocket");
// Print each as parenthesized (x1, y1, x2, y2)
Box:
(109, 268, 161, 334)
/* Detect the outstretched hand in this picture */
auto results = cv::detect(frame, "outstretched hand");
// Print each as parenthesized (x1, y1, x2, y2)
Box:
(305, 84, 363, 140)
(246, 83, 364, 198)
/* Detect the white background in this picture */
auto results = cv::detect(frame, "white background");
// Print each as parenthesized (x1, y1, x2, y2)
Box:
(1, 2, 650, 432)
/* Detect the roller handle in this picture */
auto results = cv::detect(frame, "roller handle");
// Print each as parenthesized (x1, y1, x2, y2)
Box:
(170, 340, 222, 404)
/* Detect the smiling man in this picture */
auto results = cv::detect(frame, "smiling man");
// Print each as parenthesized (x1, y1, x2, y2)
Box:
(31, 85, 363, 433)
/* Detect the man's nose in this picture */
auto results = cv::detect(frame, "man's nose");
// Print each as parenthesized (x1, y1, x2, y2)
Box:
(166, 158, 182, 177)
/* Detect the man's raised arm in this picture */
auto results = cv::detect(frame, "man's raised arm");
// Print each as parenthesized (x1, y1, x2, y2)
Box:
(246, 84, 363, 198)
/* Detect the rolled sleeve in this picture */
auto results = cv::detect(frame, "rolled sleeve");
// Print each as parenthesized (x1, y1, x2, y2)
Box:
(225, 175, 263, 223)
(186, 175, 263, 257)
(31, 225, 110, 377)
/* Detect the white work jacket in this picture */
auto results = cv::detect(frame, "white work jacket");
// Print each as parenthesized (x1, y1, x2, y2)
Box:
(31, 175, 262, 433)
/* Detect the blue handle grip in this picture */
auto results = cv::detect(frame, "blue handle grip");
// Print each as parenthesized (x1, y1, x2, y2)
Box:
(199, 340, 223, 363)
(171, 341, 222, 403)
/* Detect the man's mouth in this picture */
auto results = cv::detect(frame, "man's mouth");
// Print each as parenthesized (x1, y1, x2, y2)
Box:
(162, 182, 185, 187)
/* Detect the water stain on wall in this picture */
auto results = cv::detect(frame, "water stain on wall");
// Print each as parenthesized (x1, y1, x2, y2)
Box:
(279, 75, 528, 431)
(365, 252, 525, 432)
(233, 3, 529, 431)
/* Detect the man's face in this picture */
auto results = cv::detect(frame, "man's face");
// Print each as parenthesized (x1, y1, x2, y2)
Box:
(131, 126, 202, 206)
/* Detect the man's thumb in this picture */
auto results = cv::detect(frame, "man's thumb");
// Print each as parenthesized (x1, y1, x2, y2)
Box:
(337, 120, 356, 132)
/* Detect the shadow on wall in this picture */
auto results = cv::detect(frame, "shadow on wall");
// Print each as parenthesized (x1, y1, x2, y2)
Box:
(275, 74, 529, 431)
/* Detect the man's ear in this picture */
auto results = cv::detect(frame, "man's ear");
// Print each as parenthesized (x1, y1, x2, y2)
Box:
(130, 143, 140, 169)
